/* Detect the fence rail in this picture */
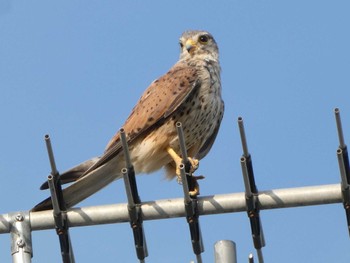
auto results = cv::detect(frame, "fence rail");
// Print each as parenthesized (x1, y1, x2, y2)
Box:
(0, 183, 342, 233)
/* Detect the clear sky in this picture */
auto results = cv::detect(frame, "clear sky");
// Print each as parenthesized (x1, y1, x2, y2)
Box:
(1, 1, 350, 262)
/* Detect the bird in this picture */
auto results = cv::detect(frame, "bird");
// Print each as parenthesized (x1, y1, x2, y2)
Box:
(33, 30, 224, 211)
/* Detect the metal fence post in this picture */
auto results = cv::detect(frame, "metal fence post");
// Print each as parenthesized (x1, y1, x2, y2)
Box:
(214, 240, 237, 263)
(10, 212, 32, 263)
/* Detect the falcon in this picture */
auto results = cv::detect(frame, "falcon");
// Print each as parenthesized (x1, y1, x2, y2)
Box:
(33, 30, 224, 211)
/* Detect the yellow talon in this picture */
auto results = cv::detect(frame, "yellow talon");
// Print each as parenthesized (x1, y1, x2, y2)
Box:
(188, 175, 205, 197)
(166, 147, 199, 175)
(187, 157, 199, 173)
(166, 147, 202, 196)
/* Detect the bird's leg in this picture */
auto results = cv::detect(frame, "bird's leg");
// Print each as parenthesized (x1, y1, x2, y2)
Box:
(166, 147, 199, 175)
(166, 147, 202, 196)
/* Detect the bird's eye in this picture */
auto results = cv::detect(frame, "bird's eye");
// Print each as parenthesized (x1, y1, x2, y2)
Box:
(198, 35, 209, 44)
(179, 41, 184, 48)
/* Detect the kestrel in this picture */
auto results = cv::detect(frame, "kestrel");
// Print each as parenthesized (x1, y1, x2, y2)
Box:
(33, 30, 224, 211)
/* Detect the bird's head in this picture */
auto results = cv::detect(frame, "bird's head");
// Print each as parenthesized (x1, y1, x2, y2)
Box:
(179, 30, 219, 61)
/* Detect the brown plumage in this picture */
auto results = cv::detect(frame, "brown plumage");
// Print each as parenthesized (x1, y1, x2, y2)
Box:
(33, 30, 224, 211)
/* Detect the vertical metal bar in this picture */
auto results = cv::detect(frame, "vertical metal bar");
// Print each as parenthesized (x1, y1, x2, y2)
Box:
(176, 122, 204, 260)
(334, 108, 350, 235)
(337, 149, 350, 235)
(238, 117, 265, 262)
(238, 117, 249, 157)
(10, 212, 32, 263)
(335, 108, 350, 188)
(45, 134, 58, 176)
(241, 158, 265, 251)
(241, 157, 252, 197)
(176, 122, 196, 196)
(45, 135, 75, 263)
(120, 129, 141, 204)
(176, 122, 189, 161)
(121, 169, 148, 261)
(179, 163, 191, 203)
(120, 129, 148, 261)
(238, 117, 258, 193)
(176, 122, 194, 202)
(45, 135, 64, 212)
(179, 165, 204, 258)
(120, 128, 132, 169)
(196, 254, 203, 263)
(256, 249, 264, 263)
(337, 149, 349, 192)
(47, 175, 61, 217)
(335, 108, 346, 148)
(122, 168, 134, 207)
(335, 108, 350, 183)
(248, 253, 254, 263)
(47, 176, 75, 263)
(214, 240, 237, 263)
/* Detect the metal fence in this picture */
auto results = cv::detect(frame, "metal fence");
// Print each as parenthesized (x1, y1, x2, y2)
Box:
(0, 108, 349, 263)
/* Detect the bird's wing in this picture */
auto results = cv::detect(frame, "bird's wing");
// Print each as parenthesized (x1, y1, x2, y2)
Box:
(33, 62, 201, 211)
(81, 62, 200, 176)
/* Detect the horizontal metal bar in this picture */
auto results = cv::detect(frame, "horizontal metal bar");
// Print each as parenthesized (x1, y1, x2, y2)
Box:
(0, 184, 342, 233)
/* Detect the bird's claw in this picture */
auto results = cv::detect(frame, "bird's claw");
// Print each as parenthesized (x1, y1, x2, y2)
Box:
(166, 147, 203, 197)
(175, 157, 199, 180)
(188, 175, 205, 197)
(188, 157, 199, 173)
(175, 157, 204, 197)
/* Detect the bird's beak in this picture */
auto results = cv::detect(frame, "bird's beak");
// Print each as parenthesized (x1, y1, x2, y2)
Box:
(185, 39, 197, 53)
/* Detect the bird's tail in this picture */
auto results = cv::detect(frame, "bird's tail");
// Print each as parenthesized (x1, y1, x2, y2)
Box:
(32, 157, 122, 211)
(39, 157, 100, 190)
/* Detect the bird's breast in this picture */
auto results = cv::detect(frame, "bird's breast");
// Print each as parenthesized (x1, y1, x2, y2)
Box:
(169, 62, 223, 155)
(129, 60, 223, 174)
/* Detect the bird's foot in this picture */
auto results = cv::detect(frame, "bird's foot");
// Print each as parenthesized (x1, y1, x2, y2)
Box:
(166, 147, 203, 196)
(175, 157, 199, 175)
(167, 147, 199, 175)
(188, 175, 205, 197)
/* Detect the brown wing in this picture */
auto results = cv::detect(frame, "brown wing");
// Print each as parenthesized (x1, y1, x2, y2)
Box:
(83, 62, 200, 175)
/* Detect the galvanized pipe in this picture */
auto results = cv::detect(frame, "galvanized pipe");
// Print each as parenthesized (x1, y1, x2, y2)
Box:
(335, 108, 346, 148)
(214, 240, 237, 263)
(0, 184, 342, 233)
(238, 117, 249, 157)
(256, 249, 264, 263)
(44, 134, 58, 176)
(10, 212, 32, 263)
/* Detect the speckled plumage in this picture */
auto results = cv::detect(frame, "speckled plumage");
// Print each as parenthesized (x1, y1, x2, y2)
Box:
(33, 30, 224, 211)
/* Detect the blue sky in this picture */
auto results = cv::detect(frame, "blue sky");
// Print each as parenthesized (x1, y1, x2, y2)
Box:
(1, 1, 350, 262)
